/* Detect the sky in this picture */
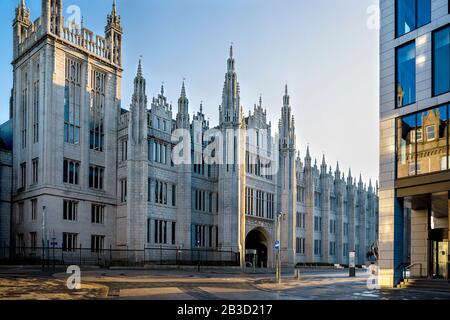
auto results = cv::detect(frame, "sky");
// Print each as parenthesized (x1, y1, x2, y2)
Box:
(0, 0, 380, 184)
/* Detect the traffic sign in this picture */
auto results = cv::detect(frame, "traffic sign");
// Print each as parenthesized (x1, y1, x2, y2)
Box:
(274, 240, 280, 250)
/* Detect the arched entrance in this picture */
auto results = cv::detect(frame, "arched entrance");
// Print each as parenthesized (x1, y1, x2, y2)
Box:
(245, 228, 270, 268)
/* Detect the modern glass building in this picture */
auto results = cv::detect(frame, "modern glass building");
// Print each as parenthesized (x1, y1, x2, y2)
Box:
(379, 0, 450, 287)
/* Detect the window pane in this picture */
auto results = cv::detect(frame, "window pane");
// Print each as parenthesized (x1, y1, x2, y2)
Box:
(434, 27, 450, 96)
(396, 42, 416, 107)
(417, 107, 447, 174)
(417, 0, 431, 28)
(397, 0, 416, 37)
(397, 114, 417, 178)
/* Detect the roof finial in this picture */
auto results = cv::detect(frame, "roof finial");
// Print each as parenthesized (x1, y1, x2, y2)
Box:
(285, 84, 288, 96)
(137, 57, 143, 77)
(180, 78, 186, 97)
(200, 101, 203, 114)
(230, 42, 233, 58)
(161, 82, 165, 96)
(113, 0, 117, 14)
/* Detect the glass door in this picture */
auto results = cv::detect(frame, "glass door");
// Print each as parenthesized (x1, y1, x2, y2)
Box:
(432, 241, 448, 279)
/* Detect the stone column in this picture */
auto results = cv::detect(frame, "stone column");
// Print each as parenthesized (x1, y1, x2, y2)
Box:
(410, 209, 428, 278)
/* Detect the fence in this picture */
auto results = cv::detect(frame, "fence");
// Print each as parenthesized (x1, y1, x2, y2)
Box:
(0, 246, 240, 268)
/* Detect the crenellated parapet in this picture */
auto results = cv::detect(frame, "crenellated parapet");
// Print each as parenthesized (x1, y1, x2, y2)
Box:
(13, 0, 122, 67)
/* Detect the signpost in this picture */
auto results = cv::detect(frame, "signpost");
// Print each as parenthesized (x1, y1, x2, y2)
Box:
(349, 251, 356, 277)
(275, 212, 285, 284)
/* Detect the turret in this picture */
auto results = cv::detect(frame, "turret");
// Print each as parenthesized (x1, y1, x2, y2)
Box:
(105, 0, 122, 65)
(129, 59, 147, 144)
(279, 85, 296, 150)
(176, 81, 190, 129)
(13, 0, 31, 59)
(347, 168, 353, 186)
(321, 154, 327, 175)
(358, 174, 364, 190)
(335, 162, 341, 180)
(42, 0, 63, 36)
(219, 45, 241, 126)
(305, 145, 311, 168)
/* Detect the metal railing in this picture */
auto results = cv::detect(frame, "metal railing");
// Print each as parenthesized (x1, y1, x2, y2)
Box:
(0, 246, 240, 269)
(402, 263, 423, 281)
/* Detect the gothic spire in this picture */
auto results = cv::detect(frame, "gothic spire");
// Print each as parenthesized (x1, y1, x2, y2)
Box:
(137, 58, 143, 77)
(180, 80, 186, 98)
(177, 80, 190, 129)
(283, 84, 290, 107)
(15, 0, 30, 24)
(227, 44, 235, 72)
(220, 44, 240, 125)
(107, 0, 122, 32)
(129, 58, 148, 143)
(321, 154, 327, 174)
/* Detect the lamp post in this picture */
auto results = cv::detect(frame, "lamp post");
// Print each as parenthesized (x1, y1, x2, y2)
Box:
(275, 212, 285, 284)
(41, 205, 47, 269)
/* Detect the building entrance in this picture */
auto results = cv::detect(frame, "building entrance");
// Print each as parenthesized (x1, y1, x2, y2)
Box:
(245, 228, 269, 268)
(431, 241, 448, 279)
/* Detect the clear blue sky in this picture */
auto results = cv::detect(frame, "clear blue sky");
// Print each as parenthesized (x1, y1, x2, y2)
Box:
(0, 0, 380, 183)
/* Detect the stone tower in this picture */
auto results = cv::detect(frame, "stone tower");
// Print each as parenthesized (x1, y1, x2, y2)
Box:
(127, 60, 148, 260)
(278, 85, 297, 266)
(175, 81, 192, 250)
(218, 45, 246, 266)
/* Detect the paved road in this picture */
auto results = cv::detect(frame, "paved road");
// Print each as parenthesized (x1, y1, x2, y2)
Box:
(0, 267, 449, 300)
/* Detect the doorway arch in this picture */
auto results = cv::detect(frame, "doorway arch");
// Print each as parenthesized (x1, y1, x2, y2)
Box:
(245, 228, 271, 268)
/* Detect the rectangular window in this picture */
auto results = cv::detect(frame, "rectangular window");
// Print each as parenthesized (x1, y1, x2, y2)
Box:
(396, 41, 416, 107)
(314, 239, 322, 256)
(17, 202, 24, 224)
(397, 105, 449, 177)
(32, 64, 39, 144)
(209, 226, 213, 248)
(16, 234, 24, 253)
(31, 158, 38, 185)
(121, 139, 128, 161)
(63, 200, 78, 221)
(63, 159, 80, 185)
(64, 58, 81, 145)
(20, 162, 26, 189)
(90, 70, 105, 152)
(154, 220, 168, 244)
(172, 185, 176, 206)
(91, 235, 105, 253)
(89, 165, 104, 190)
(31, 199, 37, 221)
(172, 221, 176, 245)
(21, 72, 28, 149)
(433, 26, 450, 96)
(120, 179, 127, 203)
(62, 233, 78, 252)
(91, 204, 105, 224)
(396, 0, 431, 37)
(314, 192, 321, 208)
(30, 232, 37, 251)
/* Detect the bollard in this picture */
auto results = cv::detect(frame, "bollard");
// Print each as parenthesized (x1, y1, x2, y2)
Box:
(296, 268, 301, 280)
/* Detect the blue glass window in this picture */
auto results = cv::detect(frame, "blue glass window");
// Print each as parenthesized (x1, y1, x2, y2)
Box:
(433, 26, 450, 96)
(396, 105, 450, 178)
(397, 113, 418, 178)
(396, 0, 431, 37)
(396, 42, 416, 108)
